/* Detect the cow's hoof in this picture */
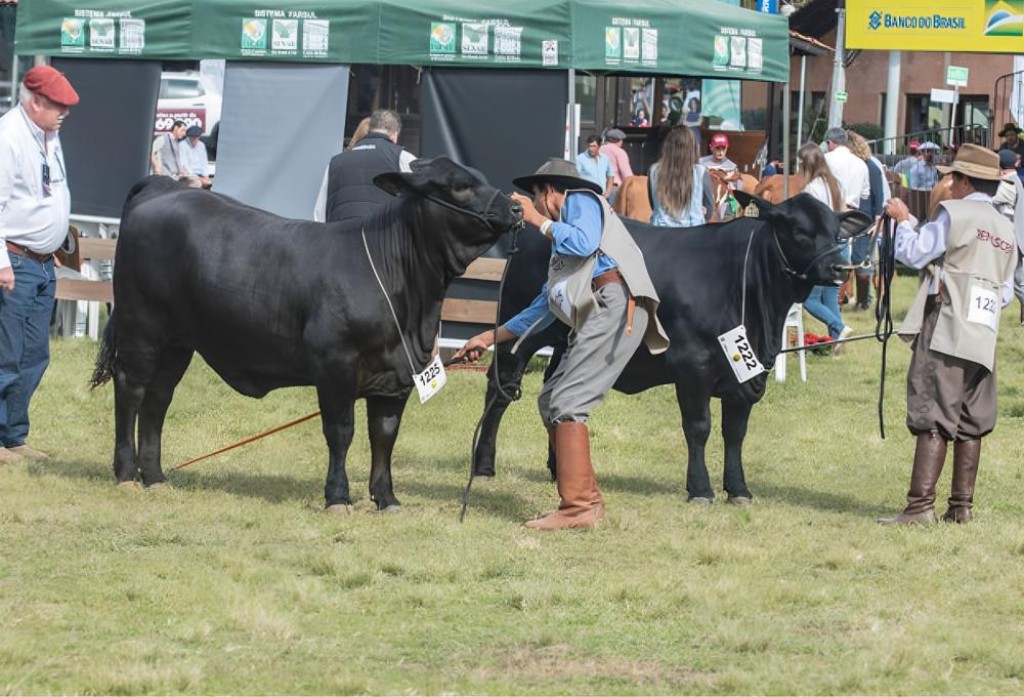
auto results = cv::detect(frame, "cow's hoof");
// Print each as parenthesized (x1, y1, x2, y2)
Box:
(379, 504, 402, 515)
(727, 495, 753, 507)
(687, 496, 714, 505)
(325, 504, 353, 516)
(116, 480, 143, 490)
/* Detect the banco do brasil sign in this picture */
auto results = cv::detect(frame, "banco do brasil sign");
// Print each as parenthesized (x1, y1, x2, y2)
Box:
(847, 0, 1024, 52)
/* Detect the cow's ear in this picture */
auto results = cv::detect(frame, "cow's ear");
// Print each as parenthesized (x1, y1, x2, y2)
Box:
(374, 172, 411, 197)
(733, 190, 773, 219)
(837, 210, 874, 241)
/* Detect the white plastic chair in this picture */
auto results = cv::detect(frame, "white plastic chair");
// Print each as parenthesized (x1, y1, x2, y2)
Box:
(774, 303, 806, 383)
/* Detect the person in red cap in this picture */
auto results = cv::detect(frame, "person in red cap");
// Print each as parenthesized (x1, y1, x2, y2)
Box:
(699, 132, 743, 219)
(699, 132, 738, 172)
(893, 140, 921, 180)
(0, 64, 79, 464)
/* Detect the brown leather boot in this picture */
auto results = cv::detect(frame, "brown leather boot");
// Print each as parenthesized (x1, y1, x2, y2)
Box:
(878, 431, 947, 525)
(854, 274, 872, 311)
(526, 422, 605, 530)
(942, 439, 980, 523)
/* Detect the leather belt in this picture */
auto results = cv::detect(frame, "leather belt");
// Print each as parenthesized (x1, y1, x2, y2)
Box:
(591, 268, 636, 337)
(6, 241, 53, 263)
(591, 268, 625, 290)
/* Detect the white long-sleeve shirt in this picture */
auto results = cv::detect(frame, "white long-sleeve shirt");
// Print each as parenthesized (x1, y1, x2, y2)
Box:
(0, 105, 71, 269)
(824, 145, 870, 210)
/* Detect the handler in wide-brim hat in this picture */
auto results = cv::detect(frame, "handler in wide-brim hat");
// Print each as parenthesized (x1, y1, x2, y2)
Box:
(879, 144, 1016, 526)
(454, 158, 669, 531)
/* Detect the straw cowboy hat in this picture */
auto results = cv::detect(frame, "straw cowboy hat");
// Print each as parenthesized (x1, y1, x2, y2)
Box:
(936, 143, 1003, 181)
(998, 122, 1023, 137)
(513, 158, 603, 195)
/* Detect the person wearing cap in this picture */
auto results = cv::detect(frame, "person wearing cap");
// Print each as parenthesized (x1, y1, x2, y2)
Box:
(892, 141, 921, 180)
(576, 135, 614, 199)
(313, 108, 416, 223)
(0, 65, 80, 463)
(599, 128, 633, 204)
(454, 158, 669, 530)
(996, 122, 1024, 176)
(699, 132, 738, 173)
(879, 144, 1016, 526)
(179, 124, 211, 189)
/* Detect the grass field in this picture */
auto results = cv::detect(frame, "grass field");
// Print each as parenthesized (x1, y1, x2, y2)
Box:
(2, 275, 1024, 694)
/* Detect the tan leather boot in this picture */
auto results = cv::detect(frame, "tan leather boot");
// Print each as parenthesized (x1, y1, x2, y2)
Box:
(942, 439, 980, 523)
(526, 422, 604, 530)
(878, 431, 947, 525)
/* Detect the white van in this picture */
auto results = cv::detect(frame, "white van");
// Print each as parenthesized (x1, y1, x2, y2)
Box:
(154, 71, 221, 136)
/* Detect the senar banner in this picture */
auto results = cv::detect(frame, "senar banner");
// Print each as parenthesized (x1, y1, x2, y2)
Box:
(847, 0, 1024, 52)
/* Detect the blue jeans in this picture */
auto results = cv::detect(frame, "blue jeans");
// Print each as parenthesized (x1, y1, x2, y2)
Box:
(803, 285, 844, 340)
(0, 254, 55, 447)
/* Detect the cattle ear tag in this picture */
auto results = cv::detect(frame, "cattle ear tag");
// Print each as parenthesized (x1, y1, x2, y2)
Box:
(718, 325, 766, 384)
(744, 201, 760, 218)
(414, 354, 447, 404)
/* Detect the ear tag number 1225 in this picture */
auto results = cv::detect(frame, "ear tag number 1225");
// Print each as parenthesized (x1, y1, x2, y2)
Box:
(414, 354, 447, 404)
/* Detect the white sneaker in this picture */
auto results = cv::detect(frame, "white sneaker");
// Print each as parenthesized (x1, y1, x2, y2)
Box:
(834, 326, 854, 356)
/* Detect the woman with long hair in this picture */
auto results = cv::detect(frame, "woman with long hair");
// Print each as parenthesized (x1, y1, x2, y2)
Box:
(797, 142, 852, 352)
(648, 126, 712, 227)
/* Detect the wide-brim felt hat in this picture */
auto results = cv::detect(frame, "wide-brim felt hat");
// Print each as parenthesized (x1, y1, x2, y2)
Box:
(936, 143, 1003, 181)
(513, 158, 603, 195)
(998, 122, 1023, 137)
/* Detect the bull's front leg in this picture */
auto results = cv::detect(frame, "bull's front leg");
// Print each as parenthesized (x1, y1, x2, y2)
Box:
(472, 345, 529, 477)
(318, 389, 357, 512)
(366, 394, 406, 512)
(675, 383, 715, 503)
(721, 398, 753, 504)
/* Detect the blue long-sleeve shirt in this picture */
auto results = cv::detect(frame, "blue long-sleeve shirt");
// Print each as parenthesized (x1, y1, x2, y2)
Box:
(503, 192, 617, 337)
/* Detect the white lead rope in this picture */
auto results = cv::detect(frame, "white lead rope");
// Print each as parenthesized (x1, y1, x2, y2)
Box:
(362, 228, 420, 376)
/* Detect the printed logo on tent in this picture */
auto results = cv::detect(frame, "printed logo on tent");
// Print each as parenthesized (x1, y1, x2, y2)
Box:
(273, 19, 298, 51)
(61, 18, 86, 48)
(89, 18, 115, 50)
(984, 0, 1024, 35)
(712, 35, 729, 66)
(242, 18, 267, 49)
(461, 23, 488, 55)
(430, 22, 456, 53)
(642, 28, 658, 65)
(605, 27, 621, 59)
(542, 39, 558, 66)
(119, 18, 145, 53)
(303, 19, 330, 56)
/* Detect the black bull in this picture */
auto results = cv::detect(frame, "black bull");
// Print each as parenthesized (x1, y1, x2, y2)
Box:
(472, 193, 871, 503)
(91, 157, 522, 511)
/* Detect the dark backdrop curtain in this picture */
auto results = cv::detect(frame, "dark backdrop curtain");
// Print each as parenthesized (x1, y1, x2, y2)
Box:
(421, 68, 567, 341)
(52, 58, 160, 218)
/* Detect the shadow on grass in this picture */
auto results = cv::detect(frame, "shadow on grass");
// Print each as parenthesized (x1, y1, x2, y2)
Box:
(752, 480, 889, 516)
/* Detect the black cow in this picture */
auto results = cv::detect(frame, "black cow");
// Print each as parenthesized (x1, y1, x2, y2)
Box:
(91, 157, 522, 512)
(473, 192, 870, 503)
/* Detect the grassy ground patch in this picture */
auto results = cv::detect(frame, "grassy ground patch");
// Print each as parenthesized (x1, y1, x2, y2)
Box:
(2, 275, 1024, 694)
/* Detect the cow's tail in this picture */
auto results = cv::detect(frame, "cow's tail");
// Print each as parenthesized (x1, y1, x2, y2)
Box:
(90, 311, 117, 388)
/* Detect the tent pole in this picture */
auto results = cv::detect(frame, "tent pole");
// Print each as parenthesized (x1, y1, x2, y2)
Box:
(796, 54, 806, 146)
(568, 69, 576, 162)
(783, 78, 791, 200)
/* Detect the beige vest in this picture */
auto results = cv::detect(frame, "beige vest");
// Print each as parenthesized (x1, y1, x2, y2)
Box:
(900, 199, 1015, 371)
(544, 189, 669, 354)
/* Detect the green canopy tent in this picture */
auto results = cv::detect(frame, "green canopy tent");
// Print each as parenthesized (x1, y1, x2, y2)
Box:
(16, 0, 789, 81)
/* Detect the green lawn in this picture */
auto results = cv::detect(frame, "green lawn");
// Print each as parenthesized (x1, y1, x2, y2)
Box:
(2, 274, 1023, 694)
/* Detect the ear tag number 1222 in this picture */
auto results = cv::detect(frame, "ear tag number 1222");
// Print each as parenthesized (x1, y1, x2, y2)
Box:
(414, 354, 447, 404)
(718, 325, 766, 383)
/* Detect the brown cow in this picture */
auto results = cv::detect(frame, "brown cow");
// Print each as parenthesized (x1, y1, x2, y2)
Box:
(612, 174, 653, 222)
(752, 174, 805, 203)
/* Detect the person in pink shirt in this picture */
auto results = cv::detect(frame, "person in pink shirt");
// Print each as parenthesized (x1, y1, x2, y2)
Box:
(600, 128, 634, 204)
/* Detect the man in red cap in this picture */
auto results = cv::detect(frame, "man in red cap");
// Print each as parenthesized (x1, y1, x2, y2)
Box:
(0, 64, 79, 463)
(699, 132, 743, 219)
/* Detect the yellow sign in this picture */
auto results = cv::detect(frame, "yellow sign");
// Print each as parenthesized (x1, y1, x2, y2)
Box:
(847, 0, 1024, 52)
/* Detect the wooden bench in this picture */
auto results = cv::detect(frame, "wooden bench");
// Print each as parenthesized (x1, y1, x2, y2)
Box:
(54, 230, 117, 340)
